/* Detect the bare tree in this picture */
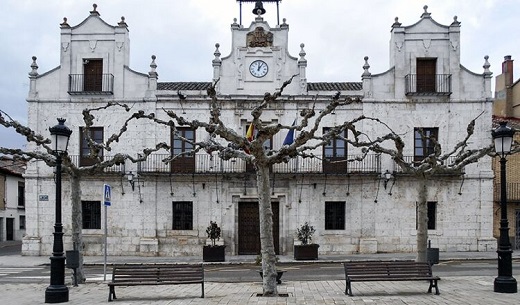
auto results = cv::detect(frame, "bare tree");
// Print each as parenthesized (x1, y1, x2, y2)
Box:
(0, 109, 167, 284)
(2, 81, 506, 295)
(364, 114, 498, 262)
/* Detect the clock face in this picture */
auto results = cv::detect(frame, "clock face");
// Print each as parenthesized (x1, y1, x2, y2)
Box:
(249, 60, 268, 78)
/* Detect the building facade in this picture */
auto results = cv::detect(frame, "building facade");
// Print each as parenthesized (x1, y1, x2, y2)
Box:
(493, 55, 520, 250)
(23, 4, 495, 257)
(0, 156, 26, 241)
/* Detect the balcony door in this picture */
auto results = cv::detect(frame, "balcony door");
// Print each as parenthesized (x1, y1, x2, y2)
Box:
(171, 127, 195, 173)
(417, 58, 436, 93)
(84, 59, 103, 92)
(322, 128, 347, 174)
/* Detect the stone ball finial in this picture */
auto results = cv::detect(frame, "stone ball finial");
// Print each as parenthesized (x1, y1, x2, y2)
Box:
(300, 43, 305, 48)
(93, 3, 97, 11)
(484, 55, 489, 60)
(423, 5, 428, 13)
(121, 16, 125, 22)
(215, 43, 220, 48)
(364, 56, 369, 61)
(32, 56, 37, 61)
(151, 55, 156, 60)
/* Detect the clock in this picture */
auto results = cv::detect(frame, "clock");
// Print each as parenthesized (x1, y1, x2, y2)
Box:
(249, 60, 268, 78)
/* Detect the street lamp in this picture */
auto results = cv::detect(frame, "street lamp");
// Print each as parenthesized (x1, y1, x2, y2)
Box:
(45, 118, 72, 303)
(492, 121, 517, 293)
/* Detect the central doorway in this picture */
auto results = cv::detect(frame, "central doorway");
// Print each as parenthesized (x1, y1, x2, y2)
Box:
(238, 201, 279, 255)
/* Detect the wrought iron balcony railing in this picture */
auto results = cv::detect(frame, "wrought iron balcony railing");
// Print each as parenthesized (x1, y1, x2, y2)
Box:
(68, 155, 124, 173)
(68, 74, 114, 95)
(405, 74, 452, 96)
(137, 153, 381, 175)
(392, 155, 461, 173)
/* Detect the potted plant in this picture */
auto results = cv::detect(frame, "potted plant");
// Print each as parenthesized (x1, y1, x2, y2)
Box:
(203, 221, 226, 262)
(294, 222, 319, 260)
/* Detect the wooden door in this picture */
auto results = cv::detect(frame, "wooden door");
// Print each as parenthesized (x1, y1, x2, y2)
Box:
(417, 58, 436, 93)
(238, 201, 279, 254)
(171, 128, 195, 173)
(84, 59, 103, 92)
(322, 129, 347, 174)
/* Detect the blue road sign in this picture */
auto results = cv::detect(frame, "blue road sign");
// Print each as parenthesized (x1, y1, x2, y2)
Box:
(104, 184, 111, 206)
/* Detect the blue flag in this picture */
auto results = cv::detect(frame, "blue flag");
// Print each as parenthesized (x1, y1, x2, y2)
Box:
(283, 119, 296, 145)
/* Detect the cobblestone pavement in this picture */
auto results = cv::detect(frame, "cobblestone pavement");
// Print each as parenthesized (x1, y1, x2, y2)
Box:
(3, 276, 520, 305)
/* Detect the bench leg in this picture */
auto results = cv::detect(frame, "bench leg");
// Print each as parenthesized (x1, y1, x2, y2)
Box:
(201, 282, 204, 298)
(108, 286, 117, 302)
(345, 280, 353, 296)
(428, 279, 440, 295)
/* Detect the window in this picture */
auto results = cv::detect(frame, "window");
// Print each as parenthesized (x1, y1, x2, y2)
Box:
(171, 127, 195, 173)
(323, 128, 347, 173)
(416, 201, 437, 230)
(82, 201, 101, 229)
(416, 58, 436, 93)
(17, 181, 25, 207)
(84, 59, 103, 92)
(325, 201, 345, 230)
(427, 201, 437, 230)
(80, 127, 104, 166)
(172, 201, 193, 230)
(19, 215, 25, 230)
(414, 127, 438, 163)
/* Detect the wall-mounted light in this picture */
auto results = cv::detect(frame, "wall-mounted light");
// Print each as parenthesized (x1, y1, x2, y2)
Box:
(382, 170, 393, 190)
(127, 171, 135, 191)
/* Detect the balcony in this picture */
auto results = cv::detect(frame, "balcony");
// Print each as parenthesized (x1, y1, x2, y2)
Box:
(494, 183, 520, 202)
(68, 155, 124, 173)
(405, 74, 452, 96)
(392, 156, 461, 174)
(137, 153, 381, 175)
(68, 74, 114, 95)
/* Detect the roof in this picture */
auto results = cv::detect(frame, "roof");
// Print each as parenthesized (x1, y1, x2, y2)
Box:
(492, 116, 520, 130)
(157, 82, 363, 92)
(307, 82, 362, 91)
(0, 156, 26, 177)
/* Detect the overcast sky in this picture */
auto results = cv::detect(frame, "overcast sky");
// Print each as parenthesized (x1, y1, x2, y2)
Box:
(1, 0, 519, 150)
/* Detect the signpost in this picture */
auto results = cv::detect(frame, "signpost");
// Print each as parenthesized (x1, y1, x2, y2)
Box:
(103, 184, 111, 281)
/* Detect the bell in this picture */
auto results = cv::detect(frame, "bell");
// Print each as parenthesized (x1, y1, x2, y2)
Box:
(252, 1, 266, 15)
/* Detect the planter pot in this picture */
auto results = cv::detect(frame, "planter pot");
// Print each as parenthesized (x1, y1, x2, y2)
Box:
(294, 244, 319, 260)
(203, 245, 226, 262)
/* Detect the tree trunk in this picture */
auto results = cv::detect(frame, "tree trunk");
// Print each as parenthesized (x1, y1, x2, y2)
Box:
(70, 173, 86, 283)
(256, 163, 278, 296)
(416, 178, 428, 262)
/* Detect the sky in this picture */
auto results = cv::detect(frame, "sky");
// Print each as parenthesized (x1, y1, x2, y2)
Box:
(1, 0, 519, 150)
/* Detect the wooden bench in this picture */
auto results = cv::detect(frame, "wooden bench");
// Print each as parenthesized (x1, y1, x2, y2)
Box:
(343, 261, 440, 296)
(107, 263, 204, 302)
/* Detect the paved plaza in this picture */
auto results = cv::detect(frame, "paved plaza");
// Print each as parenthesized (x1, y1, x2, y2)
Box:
(1, 244, 520, 305)
(2, 275, 520, 304)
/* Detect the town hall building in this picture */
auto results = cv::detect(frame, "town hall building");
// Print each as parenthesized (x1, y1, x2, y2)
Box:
(22, 2, 495, 258)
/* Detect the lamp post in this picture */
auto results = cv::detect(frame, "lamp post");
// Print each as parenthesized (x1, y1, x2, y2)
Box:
(492, 121, 517, 293)
(45, 118, 72, 303)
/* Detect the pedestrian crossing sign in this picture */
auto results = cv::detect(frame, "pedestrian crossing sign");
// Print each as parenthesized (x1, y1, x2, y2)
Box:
(103, 184, 111, 206)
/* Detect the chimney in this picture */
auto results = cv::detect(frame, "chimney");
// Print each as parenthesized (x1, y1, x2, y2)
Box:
(502, 55, 514, 86)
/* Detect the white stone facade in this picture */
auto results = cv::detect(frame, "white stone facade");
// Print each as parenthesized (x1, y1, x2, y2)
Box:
(22, 5, 495, 257)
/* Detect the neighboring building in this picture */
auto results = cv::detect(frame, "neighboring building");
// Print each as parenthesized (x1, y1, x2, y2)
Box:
(0, 156, 26, 241)
(23, 4, 495, 257)
(493, 55, 520, 250)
